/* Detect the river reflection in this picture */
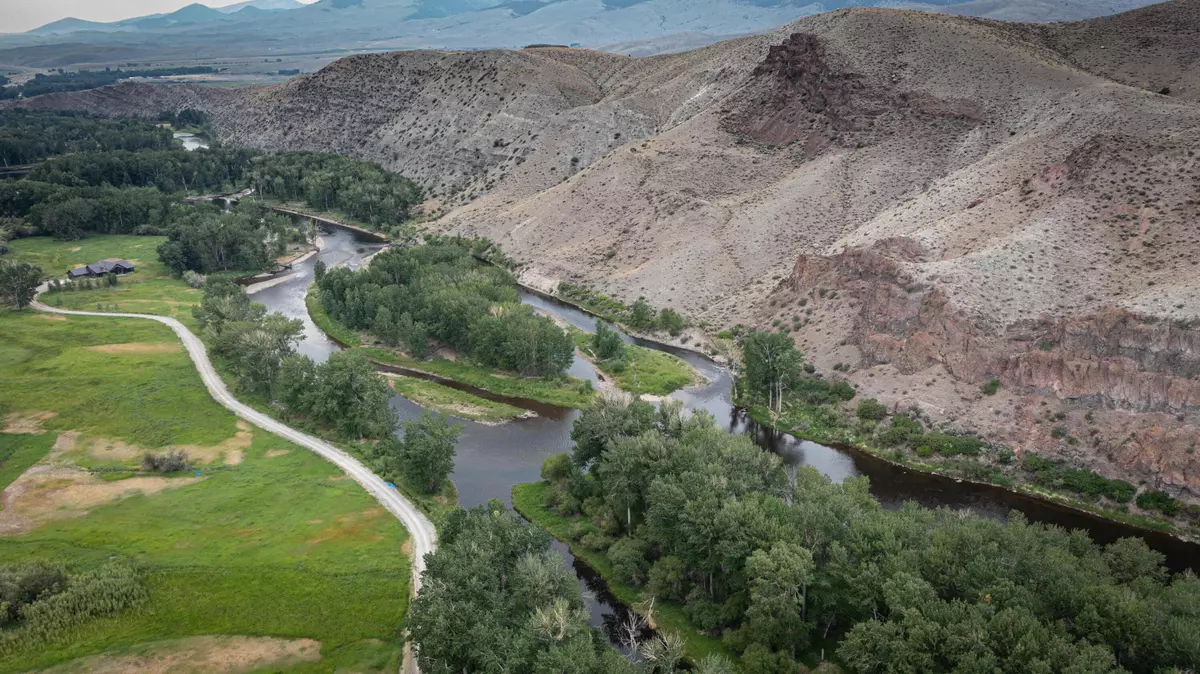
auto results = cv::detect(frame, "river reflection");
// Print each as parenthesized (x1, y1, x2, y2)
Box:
(251, 226, 1196, 646)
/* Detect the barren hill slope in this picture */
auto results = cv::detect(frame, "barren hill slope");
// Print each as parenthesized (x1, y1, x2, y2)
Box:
(11, 0, 1200, 504)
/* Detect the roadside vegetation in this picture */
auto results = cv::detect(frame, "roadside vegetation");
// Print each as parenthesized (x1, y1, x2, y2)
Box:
(0, 309, 411, 672)
(516, 394, 1200, 674)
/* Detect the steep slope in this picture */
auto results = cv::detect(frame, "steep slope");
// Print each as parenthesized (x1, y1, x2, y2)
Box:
(9, 0, 1200, 504)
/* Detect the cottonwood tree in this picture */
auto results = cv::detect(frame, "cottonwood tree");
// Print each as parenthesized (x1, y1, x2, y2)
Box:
(397, 411, 461, 494)
(742, 331, 803, 413)
(309, 350, 398, 440)
(0, 261, 42, 309)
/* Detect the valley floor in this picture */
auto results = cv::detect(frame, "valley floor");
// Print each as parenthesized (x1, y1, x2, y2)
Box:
(0, 308, 410, 672)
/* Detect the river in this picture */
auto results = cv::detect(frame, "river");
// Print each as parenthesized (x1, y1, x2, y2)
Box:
(250, 225, 1198, 650)
(175, 132, 209, 151)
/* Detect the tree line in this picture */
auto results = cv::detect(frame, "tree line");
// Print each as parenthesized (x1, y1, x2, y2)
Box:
(0, 110, 174, 166)
(317, 240, 574, 378)
(530, 394, 1200, 673)
(0, 67, 218, 102)
(407, 502, 711, 674)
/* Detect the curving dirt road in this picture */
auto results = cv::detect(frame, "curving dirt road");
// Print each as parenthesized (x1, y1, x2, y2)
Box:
(31, 293, 435, 672)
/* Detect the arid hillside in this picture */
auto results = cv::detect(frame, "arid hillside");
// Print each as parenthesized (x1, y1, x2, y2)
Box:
(11, 0, 1200, 504)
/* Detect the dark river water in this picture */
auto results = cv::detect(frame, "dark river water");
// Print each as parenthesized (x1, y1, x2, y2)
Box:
(251, 225, 1198, 648)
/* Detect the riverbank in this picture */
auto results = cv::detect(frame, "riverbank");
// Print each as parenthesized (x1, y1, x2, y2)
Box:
(511, 482, 734, 667)
(385, 374, 532, 425)
(743, 403, 1200, 548)
(305, 286, 595, 410)
(529, 279, 1200, 550)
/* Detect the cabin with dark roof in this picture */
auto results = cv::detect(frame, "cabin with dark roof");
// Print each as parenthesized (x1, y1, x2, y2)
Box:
(67, 259, 135, 279)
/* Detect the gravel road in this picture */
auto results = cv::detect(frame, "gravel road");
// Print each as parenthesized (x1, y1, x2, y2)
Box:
(31, 292, 434, 673)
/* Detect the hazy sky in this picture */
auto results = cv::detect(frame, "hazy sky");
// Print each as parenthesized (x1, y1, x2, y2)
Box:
(0, 0, 318, 34)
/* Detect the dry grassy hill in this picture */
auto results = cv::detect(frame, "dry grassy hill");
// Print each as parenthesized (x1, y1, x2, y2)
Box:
(11, 0, 1200, 503)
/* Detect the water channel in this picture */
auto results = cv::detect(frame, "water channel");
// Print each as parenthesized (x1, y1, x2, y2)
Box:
(250, 224, 1198, 651)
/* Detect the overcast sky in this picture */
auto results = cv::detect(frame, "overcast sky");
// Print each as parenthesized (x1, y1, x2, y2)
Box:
(0, 0, 317, 34)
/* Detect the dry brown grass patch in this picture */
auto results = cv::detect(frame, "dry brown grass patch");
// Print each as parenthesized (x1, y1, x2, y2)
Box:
(2, 411, 57, 434)
(265, 449, 290, 458)
(81, 425, 253, 466)
(306, 507, 387, 545)
(85, 342, 181, 355)
(0, 467, 201, 536)
(34, 635, 322, 674)
(36, 314, 68, 321)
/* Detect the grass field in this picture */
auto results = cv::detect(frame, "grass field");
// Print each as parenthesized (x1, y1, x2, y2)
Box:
(512, 481, 732, 666)
(0, 309, 410, 673)
(9, 235, 203, 329)
(364, 348, 594, 409)
(571, 330, 697, 397)
(0, 434, 55, 494)
(387, 376, 528, 424)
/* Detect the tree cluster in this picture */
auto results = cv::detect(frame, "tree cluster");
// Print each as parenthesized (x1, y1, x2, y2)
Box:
(539, 395, 1200, 674)
(0, 67, 217, 101)
(195, 281, 303, 395)
(318, 241, 574, 377)
(0, 110, 173, 166)
(372, 411, 460, 494)
(277, 350, 398, 441)
(407, 503, 644, 674)
(158, 202, 298, 274)
(247, 151, 422, 228)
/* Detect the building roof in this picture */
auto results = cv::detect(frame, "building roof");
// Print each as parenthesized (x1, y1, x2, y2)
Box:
(68, 259, 135, 277)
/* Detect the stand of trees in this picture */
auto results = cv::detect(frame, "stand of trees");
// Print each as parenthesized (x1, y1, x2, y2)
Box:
(157, 203, 296, 274)
(0, 110, 173, 165)
(195, 281, 303, 395)
(277, 350, 397, 441)
(407, 504, 643, 674)
(534, 395, 1200, 674)
(247, 152, 423, 228)
(318, 241, 574, 377)
(0, 67, 217, 101)
(372, 411, 460, 494)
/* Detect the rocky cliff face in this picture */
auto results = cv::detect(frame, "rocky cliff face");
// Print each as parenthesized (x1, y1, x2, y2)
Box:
(781, 241, 1200, 498)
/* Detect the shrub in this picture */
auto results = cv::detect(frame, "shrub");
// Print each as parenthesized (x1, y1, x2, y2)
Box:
(182, 270, 207, 288)
(980, 379, 1000, 396)
(925, 432, 986, 457)
(916, 445, 934, 458)
(856, 398, 888, 421)
(659, 308, 685, 336)
(139, 450, 189, 473)
(1137, 490, 1183, 517)
(1051, 426, 1069, 439)
(0, 563, 145, 654)
(608, 537, 651, 585)
(540, 452, 574, 483)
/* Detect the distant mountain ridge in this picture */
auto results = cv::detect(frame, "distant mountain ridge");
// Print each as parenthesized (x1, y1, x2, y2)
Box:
(27, 1, 307, 35)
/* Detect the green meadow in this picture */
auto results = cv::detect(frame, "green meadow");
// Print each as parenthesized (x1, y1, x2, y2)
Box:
(9, 235, 203, 329)
(0, 309, 410, 673)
